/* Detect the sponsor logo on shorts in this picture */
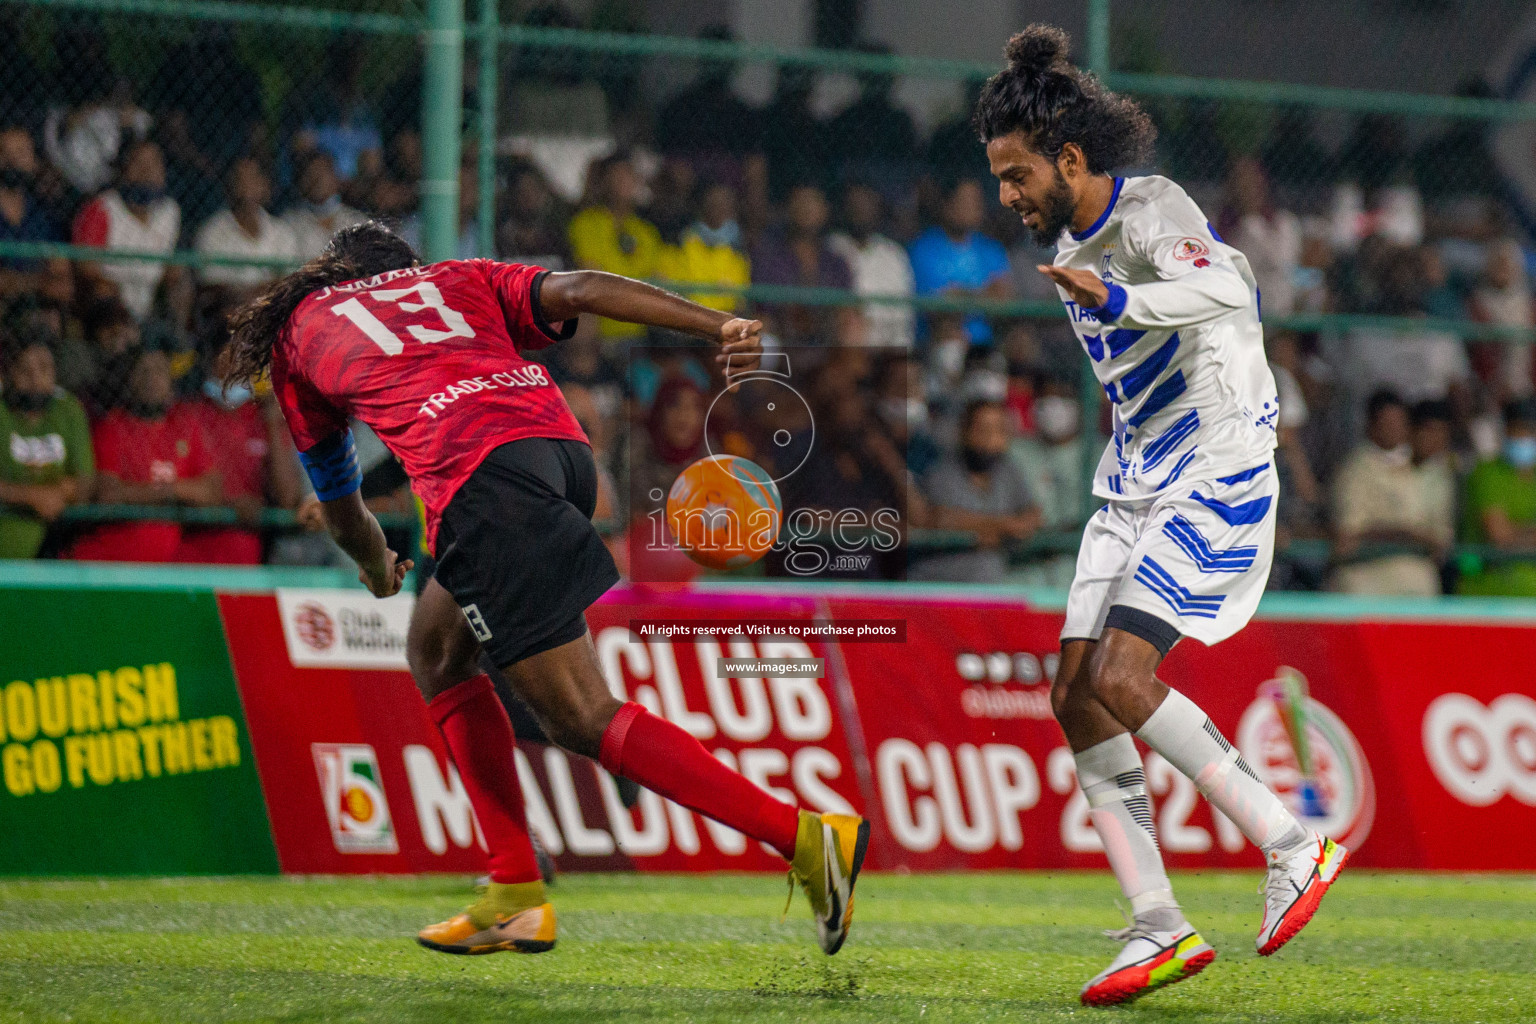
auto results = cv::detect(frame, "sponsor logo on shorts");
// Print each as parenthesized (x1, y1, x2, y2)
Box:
(313, 742, 398, 854)
(1173, 237, 1210, 261)
(1237, 668, 1375, 851)
(462, 603, 493, 641)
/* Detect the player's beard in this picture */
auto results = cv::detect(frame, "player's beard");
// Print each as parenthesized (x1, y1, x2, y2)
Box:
(1028, 168, 1078, 247)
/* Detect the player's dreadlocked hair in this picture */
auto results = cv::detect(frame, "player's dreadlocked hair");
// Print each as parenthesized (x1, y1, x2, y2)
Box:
(972, 24, 1155, 173)
(224, 220, 419, 387)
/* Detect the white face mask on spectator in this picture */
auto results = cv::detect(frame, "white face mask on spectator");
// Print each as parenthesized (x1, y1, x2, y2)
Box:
(1034, 395, 1079, 442)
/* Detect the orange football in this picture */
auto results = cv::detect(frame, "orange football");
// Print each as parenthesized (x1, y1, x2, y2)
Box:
(665, 455, 783, 570)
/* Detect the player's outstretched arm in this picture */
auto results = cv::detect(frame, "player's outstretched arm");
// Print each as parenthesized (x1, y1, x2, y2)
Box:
(539, 270, 762, 374)
(319, 488, 413, 598)
(296, 428, 411, 598)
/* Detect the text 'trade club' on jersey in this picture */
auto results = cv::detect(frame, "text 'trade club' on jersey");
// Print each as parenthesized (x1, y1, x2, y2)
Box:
(1052, 175, 1279, 500)
(271, 259, 588, 552)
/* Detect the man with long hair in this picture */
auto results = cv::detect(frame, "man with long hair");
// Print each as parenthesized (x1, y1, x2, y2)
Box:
(976, 26, 1347, 1005)
(225, 221, 867, 958)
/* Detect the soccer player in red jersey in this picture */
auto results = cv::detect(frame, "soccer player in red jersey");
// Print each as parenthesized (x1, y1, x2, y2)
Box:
(225, 222, 867, 957)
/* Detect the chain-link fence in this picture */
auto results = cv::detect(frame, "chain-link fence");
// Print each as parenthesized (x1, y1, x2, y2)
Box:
(1, 0, 1534, 594)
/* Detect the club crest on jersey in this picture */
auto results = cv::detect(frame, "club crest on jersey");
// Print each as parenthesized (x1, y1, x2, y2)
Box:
(1100, 244, 1116, 278)
(1174, 237, 1211, 261)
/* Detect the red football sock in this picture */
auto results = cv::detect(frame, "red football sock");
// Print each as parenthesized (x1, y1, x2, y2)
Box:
(599, 702, 800, 860)
(427, 674, 542, 885)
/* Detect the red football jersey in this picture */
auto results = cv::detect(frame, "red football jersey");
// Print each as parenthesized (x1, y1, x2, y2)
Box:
(93, 404, 214, 485)
(270, 259, 587, 551)
(189, 399, 268, 501)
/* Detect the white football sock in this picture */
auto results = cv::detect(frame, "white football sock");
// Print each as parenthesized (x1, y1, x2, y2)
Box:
(1075, 733, 1182, 932)
(1136, 688, 1308, 859)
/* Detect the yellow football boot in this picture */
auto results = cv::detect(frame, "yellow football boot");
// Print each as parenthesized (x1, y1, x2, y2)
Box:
(786, 810, 870, 955)
(416, 880, 556, 955)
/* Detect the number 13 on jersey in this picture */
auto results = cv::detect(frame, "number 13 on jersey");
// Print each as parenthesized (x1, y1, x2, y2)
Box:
(331, 281, 476, 355)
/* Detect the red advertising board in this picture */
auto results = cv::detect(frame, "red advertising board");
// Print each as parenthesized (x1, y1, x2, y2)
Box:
(221, 591, 487, 873)
(218, 583, 1536, 875)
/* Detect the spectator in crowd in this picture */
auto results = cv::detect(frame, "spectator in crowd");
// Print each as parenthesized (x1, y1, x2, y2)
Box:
(0, 335, 93, 558)
(757, 65, 827, 196)
(1331, 389, 1453, 596)
(400, 162, 482, 260)
(1269, 331, 1325, 538)
(69, 347, 220, 562)
(71, 138, 187, 324)
(909, 178, 1012, 345)
(43, 56, 152, 197)
(1469, 238, 1533, 401)
(568, 153, 662, 342)
(630, 374, 708, 514)
(286, 35, 383, 185)
(1411, 398, 1458, 558)
(1009, 376, 1086, 576)
(750, 183, 853, 345)
(1459, 398, 1536, 596)
(282, 151, 367, 259)
(364, 129, 422, 218)
(63, 297, 139, 415)
(497, 160, 571, 268)
(828, 182, 915, 349)
(655, 25, 758, 157)
(874, 352, 940, 479)
(627, 374, 710, 582)
(1218, 155, 1301, 318)
(503, 3, 612, 139)
(1347, 244, 1471, 411)
(780, 386, 907, 578)
(194, 157, 300, 298)
(0, 29, 54, 133)
(926, 80, 989, 180)
(0, 126, 61, 298)
(827, 43, 918, 165)
(147, 24, 265, 228)
(646, 158, 697, 243)
(545, 317, 624, 427)
(176, 339, 301, 564)
(656, 181, 749, 314)
(911, 399, 1039, 583)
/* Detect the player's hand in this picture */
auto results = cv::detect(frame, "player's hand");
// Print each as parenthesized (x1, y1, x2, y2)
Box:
(1036, 265, 1110, 311)
(360, 548, 413, 598)
(717, 318, 763, 380)
(296, 496, 326, 531)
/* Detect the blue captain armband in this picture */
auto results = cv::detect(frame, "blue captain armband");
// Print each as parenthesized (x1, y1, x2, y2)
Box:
(298, 428, 363, 501)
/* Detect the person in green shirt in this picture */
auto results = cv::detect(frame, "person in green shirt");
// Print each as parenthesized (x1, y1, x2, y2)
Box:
(0, 335, 95, 557)
(1459, 398, 1536, 597)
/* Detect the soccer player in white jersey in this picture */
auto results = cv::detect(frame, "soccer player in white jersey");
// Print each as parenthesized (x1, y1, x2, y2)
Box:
(976, 25, 1348, 1006)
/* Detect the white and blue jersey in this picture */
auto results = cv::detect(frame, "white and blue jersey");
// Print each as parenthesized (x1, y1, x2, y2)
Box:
(1053, 174, 1278, 499)
(1054, 175, 1279, 649)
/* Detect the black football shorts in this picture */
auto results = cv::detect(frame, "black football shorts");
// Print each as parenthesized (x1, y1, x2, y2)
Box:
(432, 437, 620, 667)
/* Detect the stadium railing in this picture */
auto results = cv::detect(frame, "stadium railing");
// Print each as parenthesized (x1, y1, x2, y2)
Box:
(4, 0, 1535, 581)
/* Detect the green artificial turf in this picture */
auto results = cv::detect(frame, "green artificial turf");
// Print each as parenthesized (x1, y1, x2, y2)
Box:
(0, 871, 1531, 1022)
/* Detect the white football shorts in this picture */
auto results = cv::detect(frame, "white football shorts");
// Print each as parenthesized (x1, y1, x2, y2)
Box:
(1061, 460, 1277, 651)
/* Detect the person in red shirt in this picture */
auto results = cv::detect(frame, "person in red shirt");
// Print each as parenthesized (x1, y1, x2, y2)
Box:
(70, 347, 222, 562)
(224, 221, 867, 959)
(176, 339, 302, 564)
